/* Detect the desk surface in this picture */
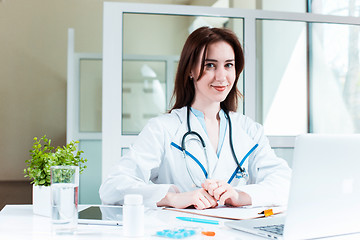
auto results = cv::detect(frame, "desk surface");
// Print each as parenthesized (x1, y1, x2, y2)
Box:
(0, 204, 263, 239)
(0, 205, 359, 240)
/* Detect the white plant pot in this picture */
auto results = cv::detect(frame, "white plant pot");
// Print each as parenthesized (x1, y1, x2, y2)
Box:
(32, 185, 51, 217)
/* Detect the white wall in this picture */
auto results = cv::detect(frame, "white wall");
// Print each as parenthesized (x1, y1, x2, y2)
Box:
(0, 0, 102, 180)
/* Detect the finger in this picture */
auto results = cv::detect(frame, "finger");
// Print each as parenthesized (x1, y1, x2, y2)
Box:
(202, 190, 218, 207)
(202, 179, 216, 190)
(202, 179, 210, 188)
(219, 190, 233, 205)
(198, 189, 216, 208)
(194, 196, 207, 210)
(213, 186, 226, 200)
(206, 182, 219, 196)
(213, 181, 231, 198)
(216, 180, 226, 187)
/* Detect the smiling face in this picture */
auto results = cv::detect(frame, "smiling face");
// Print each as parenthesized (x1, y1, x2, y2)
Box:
(191, 41, 236, 109)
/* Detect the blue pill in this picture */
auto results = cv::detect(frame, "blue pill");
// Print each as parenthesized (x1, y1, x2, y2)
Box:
(176, 233, 184, 239)
(156, 231, 165, 236)
(165, 232, 175, 238)
(156, 229, 197, 238)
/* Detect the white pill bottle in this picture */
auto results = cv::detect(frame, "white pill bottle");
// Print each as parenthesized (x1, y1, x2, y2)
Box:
(123, 194, 144, 237)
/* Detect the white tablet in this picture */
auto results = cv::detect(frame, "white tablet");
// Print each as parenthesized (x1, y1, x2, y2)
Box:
(78, 205, 123, 226)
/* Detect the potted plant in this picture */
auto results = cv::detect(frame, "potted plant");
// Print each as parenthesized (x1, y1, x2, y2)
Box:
(24, 135, 87, 217)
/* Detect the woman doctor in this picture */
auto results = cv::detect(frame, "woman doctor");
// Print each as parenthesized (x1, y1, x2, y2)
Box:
(99, 27, 291, 210)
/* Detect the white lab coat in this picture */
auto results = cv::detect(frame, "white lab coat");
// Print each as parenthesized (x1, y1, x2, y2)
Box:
(99, 106, 291, 208)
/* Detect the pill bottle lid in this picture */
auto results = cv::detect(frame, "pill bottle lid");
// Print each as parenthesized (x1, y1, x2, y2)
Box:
(124, 194, 143, 205)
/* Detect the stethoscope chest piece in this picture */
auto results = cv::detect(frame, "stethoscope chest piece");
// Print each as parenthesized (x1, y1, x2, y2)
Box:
(236, 170, 248, 179)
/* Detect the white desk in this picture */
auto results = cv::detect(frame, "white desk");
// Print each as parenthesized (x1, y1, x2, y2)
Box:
(1, 205, 359, 240)
(0, 205, 264, 240)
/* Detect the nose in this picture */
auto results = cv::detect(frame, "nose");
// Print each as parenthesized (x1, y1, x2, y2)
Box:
(215, 67, 227, 82)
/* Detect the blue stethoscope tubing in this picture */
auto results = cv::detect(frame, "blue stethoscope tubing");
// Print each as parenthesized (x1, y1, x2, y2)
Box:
(181, 106, 247, 185)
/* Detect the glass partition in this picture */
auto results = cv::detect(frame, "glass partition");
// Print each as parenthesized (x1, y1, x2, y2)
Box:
(256, 20, 307, 136)
(122, 60, 166, 134)
(310, 0, 360, 17)
(310, 22, 360, 133)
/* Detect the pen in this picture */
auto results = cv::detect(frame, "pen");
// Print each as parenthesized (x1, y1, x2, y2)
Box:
(176, 216, 219, 225)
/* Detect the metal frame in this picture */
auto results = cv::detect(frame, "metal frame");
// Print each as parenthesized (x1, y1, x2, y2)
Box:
(67, 28, 103, 142)
(101, 2, 360, 180)
(67, 30, 102, 141)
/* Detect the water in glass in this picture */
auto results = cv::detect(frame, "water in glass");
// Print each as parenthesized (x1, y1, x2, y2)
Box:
(51, 183, 78, 234)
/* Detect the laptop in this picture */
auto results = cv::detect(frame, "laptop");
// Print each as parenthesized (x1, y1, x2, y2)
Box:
(225, 134, 360, 239)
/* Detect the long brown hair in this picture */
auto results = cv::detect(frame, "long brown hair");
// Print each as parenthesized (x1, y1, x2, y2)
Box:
(170, 26, 244, 112)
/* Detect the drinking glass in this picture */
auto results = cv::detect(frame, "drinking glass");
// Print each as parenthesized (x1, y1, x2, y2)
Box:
(50, 166, 79, 235)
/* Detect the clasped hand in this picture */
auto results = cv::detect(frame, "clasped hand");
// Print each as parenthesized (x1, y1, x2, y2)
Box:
(200, 179, 243, 209)
(161, 179, 250, 210)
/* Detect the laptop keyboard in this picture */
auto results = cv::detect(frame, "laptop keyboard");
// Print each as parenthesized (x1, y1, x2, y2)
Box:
(254, 224, 284, 235)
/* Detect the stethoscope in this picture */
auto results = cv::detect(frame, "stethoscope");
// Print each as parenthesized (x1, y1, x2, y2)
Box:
(181, 106, 247, 187)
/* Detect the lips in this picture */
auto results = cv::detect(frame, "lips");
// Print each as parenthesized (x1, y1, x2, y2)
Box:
(213, 86, 227, 91)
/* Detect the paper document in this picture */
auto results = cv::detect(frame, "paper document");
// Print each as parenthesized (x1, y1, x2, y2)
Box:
(163, 205, 286, 220)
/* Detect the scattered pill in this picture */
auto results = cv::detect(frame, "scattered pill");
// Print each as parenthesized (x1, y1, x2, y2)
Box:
(156, 229, 197, 238)
(202, 231, 216, 236)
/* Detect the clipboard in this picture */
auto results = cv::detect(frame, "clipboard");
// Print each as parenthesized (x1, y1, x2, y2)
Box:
(163, 205, 285, 220)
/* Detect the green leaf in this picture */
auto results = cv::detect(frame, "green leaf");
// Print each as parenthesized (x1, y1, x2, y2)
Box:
(24, 135, 88, 186)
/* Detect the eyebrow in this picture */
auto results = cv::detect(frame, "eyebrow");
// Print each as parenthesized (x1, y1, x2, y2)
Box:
(205, 58, 235, 62)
